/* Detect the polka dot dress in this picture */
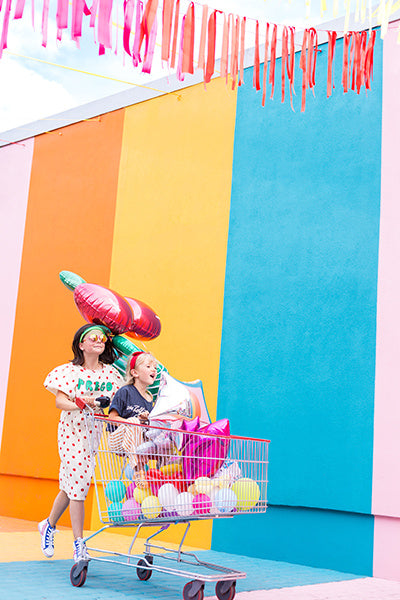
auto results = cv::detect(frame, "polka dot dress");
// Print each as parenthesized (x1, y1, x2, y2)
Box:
(44, 363, 124, 501)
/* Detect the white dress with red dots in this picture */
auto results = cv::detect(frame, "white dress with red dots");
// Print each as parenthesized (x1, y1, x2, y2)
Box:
(44, 362, 124, 501)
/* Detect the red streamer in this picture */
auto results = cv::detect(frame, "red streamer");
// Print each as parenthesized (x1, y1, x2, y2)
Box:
(286, 26, 295, 109)
(170, 0, 180, 69)
(239, 16, 246, 87)
(140, 0, 159, 55)
(262, 22, 269, 107)
(161, 0, 174, 61)
(269, 23, 277, 99)
(327, 31, 337, 98)
(299, 28, 318, 112)
(123, 0, 134, 56)
(253, 20, 260, 91)
(205, 9, 217, 84)
(198, 3, 208, 72)
(281, 25, 288, 103)
(182, 1, 194, 74)
(220, 12, 229, 81)
(364, 30, 376, 90)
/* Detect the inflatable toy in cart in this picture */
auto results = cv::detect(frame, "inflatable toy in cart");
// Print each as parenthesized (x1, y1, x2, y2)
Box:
(69, 411, 270, 600)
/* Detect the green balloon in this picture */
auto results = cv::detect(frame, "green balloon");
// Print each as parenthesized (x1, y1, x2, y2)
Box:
(59, 270, 86, 291)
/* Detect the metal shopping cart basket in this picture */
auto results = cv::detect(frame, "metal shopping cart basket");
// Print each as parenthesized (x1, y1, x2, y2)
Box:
(70, 413, 270, 600)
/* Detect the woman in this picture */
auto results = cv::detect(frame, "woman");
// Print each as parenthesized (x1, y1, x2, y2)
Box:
(38, 323, 124, 562)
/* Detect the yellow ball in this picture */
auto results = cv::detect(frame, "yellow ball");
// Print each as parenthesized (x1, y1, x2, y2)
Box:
(133, 486, 151, 504)
(147, 460, 158, 470)
(187, 483, 197, 495)
(141, 495, 162, 519)
(231, 478, 260, 511)
(160, 463, 183, 477)
(195, 477, 214, 495)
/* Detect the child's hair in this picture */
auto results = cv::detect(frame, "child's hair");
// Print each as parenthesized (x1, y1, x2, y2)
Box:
(71, 324, 118, 366)
(125, 351, 157, 385)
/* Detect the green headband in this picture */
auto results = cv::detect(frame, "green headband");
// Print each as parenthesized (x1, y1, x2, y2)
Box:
(79, 325, 112, 343)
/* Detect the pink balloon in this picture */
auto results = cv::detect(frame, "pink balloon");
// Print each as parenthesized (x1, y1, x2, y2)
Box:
(193, 493, 212, 515)
(121, 498, 142, 521)
(181, 417, 201, 433)
(181, 419, 231, 482)
(74, 283, 133, 334)
(124, 296, 161, 341)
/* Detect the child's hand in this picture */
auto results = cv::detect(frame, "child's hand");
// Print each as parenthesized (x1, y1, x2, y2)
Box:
(138, 411, 149, 421)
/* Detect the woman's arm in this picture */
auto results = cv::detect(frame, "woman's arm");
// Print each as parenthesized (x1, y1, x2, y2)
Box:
(55, 390, 80, 411)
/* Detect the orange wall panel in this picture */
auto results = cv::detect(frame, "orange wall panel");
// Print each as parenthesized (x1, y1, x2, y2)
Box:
(0, 111, 125, 498)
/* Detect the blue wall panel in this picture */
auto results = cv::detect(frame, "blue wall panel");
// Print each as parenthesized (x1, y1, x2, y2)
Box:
(215, 34, 382, 523)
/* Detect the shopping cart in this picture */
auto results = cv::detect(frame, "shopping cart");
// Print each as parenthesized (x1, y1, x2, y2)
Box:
(70, 413, 270, 600)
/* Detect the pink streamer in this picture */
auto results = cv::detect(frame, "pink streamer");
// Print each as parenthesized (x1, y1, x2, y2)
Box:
(90, 0, 98, 27)
(142, 11, 157, 73)
(132, 0, 143, 66)
(0, 0, 12, 57)
(42, 0, 50, 46)
(123, 0, 134, 56)
(98, 0, 113, 49)
(56, 0, 68, 29)
(71, 0, 85, 41)
(14, 0, 26, 19)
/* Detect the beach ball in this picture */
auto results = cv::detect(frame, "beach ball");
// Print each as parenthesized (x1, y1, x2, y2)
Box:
(105, 480, 126, 502)
(122, 498, 142, 521)
(108, 501, 124, 522)
(175, 492, 194, 517)
(193, 493, 212, 515)
(158, 483, 179, 511)
(141, 495, 162, 519)
(231, 478, 260, 511)
(134, 486, 151, 504)
(213, 488, 237, 514)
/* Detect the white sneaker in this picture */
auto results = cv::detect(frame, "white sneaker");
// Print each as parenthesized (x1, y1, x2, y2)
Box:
(38, 518, 55, 558)
(73, 537, 89, 562)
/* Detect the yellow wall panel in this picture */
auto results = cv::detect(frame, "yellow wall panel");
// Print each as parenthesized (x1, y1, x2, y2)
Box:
(109, 78, 237, 548)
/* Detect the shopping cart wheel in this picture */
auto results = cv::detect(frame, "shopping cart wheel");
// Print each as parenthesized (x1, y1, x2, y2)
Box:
(70, 562, 88, 587)
(183, 580, 205, 600)
(136, 556, 153, 581)
(215, 580, 236, 600)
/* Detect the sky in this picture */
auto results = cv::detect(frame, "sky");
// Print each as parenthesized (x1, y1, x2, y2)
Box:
(0, 1, 366, 134)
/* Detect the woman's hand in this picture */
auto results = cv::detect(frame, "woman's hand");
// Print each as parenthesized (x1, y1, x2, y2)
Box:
(55, 391, 80, 411)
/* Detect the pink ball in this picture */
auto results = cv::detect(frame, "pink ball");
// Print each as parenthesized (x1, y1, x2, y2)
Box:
(126, 482, 136, 498)
(121, 498, 141, 521)
(193, 493, 212, 515)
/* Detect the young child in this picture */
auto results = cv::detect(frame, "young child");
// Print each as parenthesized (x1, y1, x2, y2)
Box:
(108, 351, 157, 474)
(38, 324, 124, 562)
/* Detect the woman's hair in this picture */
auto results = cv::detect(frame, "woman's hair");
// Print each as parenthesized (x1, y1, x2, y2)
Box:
(125, 351, 156, 385)
(71, 323, 118, 366)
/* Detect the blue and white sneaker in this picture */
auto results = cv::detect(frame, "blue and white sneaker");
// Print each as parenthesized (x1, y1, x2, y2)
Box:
(73, 538, 89, 562)
(38, 518, 56, 558)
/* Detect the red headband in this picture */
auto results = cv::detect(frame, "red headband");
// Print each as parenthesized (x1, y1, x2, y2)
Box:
(130, 351, 145, 370)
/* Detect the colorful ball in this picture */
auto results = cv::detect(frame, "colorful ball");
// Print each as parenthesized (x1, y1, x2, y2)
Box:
(126, 482, 136, 498)
(105, 480, 126, 503)
(231, 478, 260, 511)
(175, 492, 194, 517)
(141, 495, 162, 519)
(133, 486, 151, 504)
(124, 464, 135, 480)
(213, 488, 237, 513)
(158, 483, 179, 511)
(108, 501, 124, 522)
(195, 477, 214, 495)
(193, 493, 212, 515)
(121, 498, 142, 521)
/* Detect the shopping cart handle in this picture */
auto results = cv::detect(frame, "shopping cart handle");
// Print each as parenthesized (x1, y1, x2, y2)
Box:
(95, 396, 111, 409)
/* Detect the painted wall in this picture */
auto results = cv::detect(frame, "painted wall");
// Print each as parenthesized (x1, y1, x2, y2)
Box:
(0, 24, 400, 579)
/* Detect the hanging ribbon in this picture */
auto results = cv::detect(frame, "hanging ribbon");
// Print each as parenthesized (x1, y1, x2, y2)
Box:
(176, 13, 185, 80)
(90, 0, 98, 27)
(0, 0, 12, 57)
(269, 23, 277, 99)
(253, 20, 260, 91)
(262, 22, 269, 107)
(98, 0, 113, 50)
(14, 0, 25, 19)
(42, 0, 50, 46)
(286, 26, 295, 109)
(327, 30, 337, 98)
(299, 28, 318, 112)
(139, 0, 159, 55)
(123, 0, 134, 56)
(239, 16, 246, 86)
(342, 32, 351, 93)
(281, 25, 288, 103)
(230, 15, 239, 90)
(197, 3, 208, 72)
(170, 0, 180, 69)
(142, 5, 158, 72)
(182, 1, 194, 74)
(364, 29, 376, 90)
(161, 0, 174, 61)
(220, 11, 229, 80)
(132, 0, 143, 66)
(205, 9, 217, 84)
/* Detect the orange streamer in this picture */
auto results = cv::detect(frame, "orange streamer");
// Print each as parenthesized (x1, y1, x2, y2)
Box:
(182, 1, 194, 74)
(205, 9, 216, 84)
(161, 0, 174, 61)
(170, 0, 180, 69)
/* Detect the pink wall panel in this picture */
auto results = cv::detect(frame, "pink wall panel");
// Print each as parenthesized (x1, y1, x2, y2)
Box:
(0, 138, 34, 447)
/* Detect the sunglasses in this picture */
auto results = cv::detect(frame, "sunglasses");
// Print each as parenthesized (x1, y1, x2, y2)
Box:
(84, 332, 107, 343)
